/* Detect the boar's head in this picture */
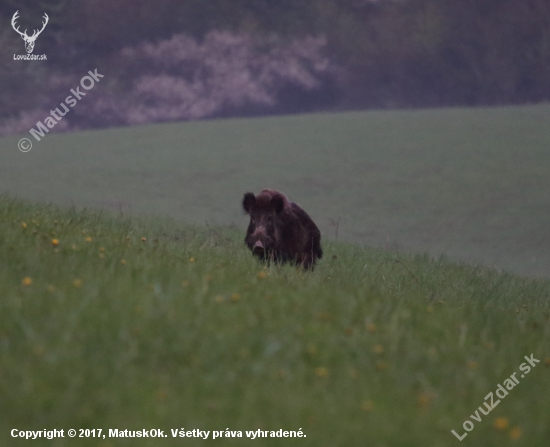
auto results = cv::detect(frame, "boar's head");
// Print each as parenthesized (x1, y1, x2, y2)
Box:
(242, 190, 286, 261)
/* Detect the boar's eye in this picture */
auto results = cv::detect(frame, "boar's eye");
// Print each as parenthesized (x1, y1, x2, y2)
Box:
(251, 217, 256, 224)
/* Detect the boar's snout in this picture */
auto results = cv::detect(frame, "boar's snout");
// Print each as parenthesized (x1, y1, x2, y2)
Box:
(252, 240, 265, 256)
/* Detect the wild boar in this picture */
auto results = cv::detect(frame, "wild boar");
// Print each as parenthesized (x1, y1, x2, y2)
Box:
(242, 189, 322, 269)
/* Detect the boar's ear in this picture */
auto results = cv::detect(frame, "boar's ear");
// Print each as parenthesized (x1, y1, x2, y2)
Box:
(271, 195, 285, 214)
(242, 192, 255, 214)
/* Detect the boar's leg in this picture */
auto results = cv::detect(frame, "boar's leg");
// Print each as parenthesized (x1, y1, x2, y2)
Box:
(297, 253, 314, 270)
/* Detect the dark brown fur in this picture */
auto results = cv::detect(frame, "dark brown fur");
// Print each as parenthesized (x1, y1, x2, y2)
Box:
(242, 189, 322, 269)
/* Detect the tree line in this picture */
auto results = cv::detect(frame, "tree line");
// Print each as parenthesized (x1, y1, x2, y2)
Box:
(2, 0, 550, 132)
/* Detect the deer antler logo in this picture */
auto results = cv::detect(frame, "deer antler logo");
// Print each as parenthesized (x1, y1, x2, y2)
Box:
(11, 10, 49, 54)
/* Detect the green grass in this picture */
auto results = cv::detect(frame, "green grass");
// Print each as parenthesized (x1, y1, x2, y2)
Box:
(1, 196, 549, 446)
(1, 104, 550, 277)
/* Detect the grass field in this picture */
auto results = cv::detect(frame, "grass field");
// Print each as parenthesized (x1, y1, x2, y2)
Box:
(1, 196, 549, 446)
(1, 104, 549, 277)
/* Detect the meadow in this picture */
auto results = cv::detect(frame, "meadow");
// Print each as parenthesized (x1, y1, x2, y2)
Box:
(0, 196, 549, 446)
(1, 104, 549, 277)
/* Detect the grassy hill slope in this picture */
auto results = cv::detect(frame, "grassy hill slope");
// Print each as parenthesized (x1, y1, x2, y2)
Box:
(1, 197, 549, 446)
(1, 104, 549, 277)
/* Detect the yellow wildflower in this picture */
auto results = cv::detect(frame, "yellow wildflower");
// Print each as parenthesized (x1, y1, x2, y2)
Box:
(315, 311, 332, 321)
(21, 277, 32, 286)
(417, 393, 433, 407)
(361, 400, 374, 411)
(314, 367, 329, 378)
(494, 417, 509, 430)
(372, 345, 384, 354)
(509, 426, 521, 440)
(155, 390, 168, 401)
